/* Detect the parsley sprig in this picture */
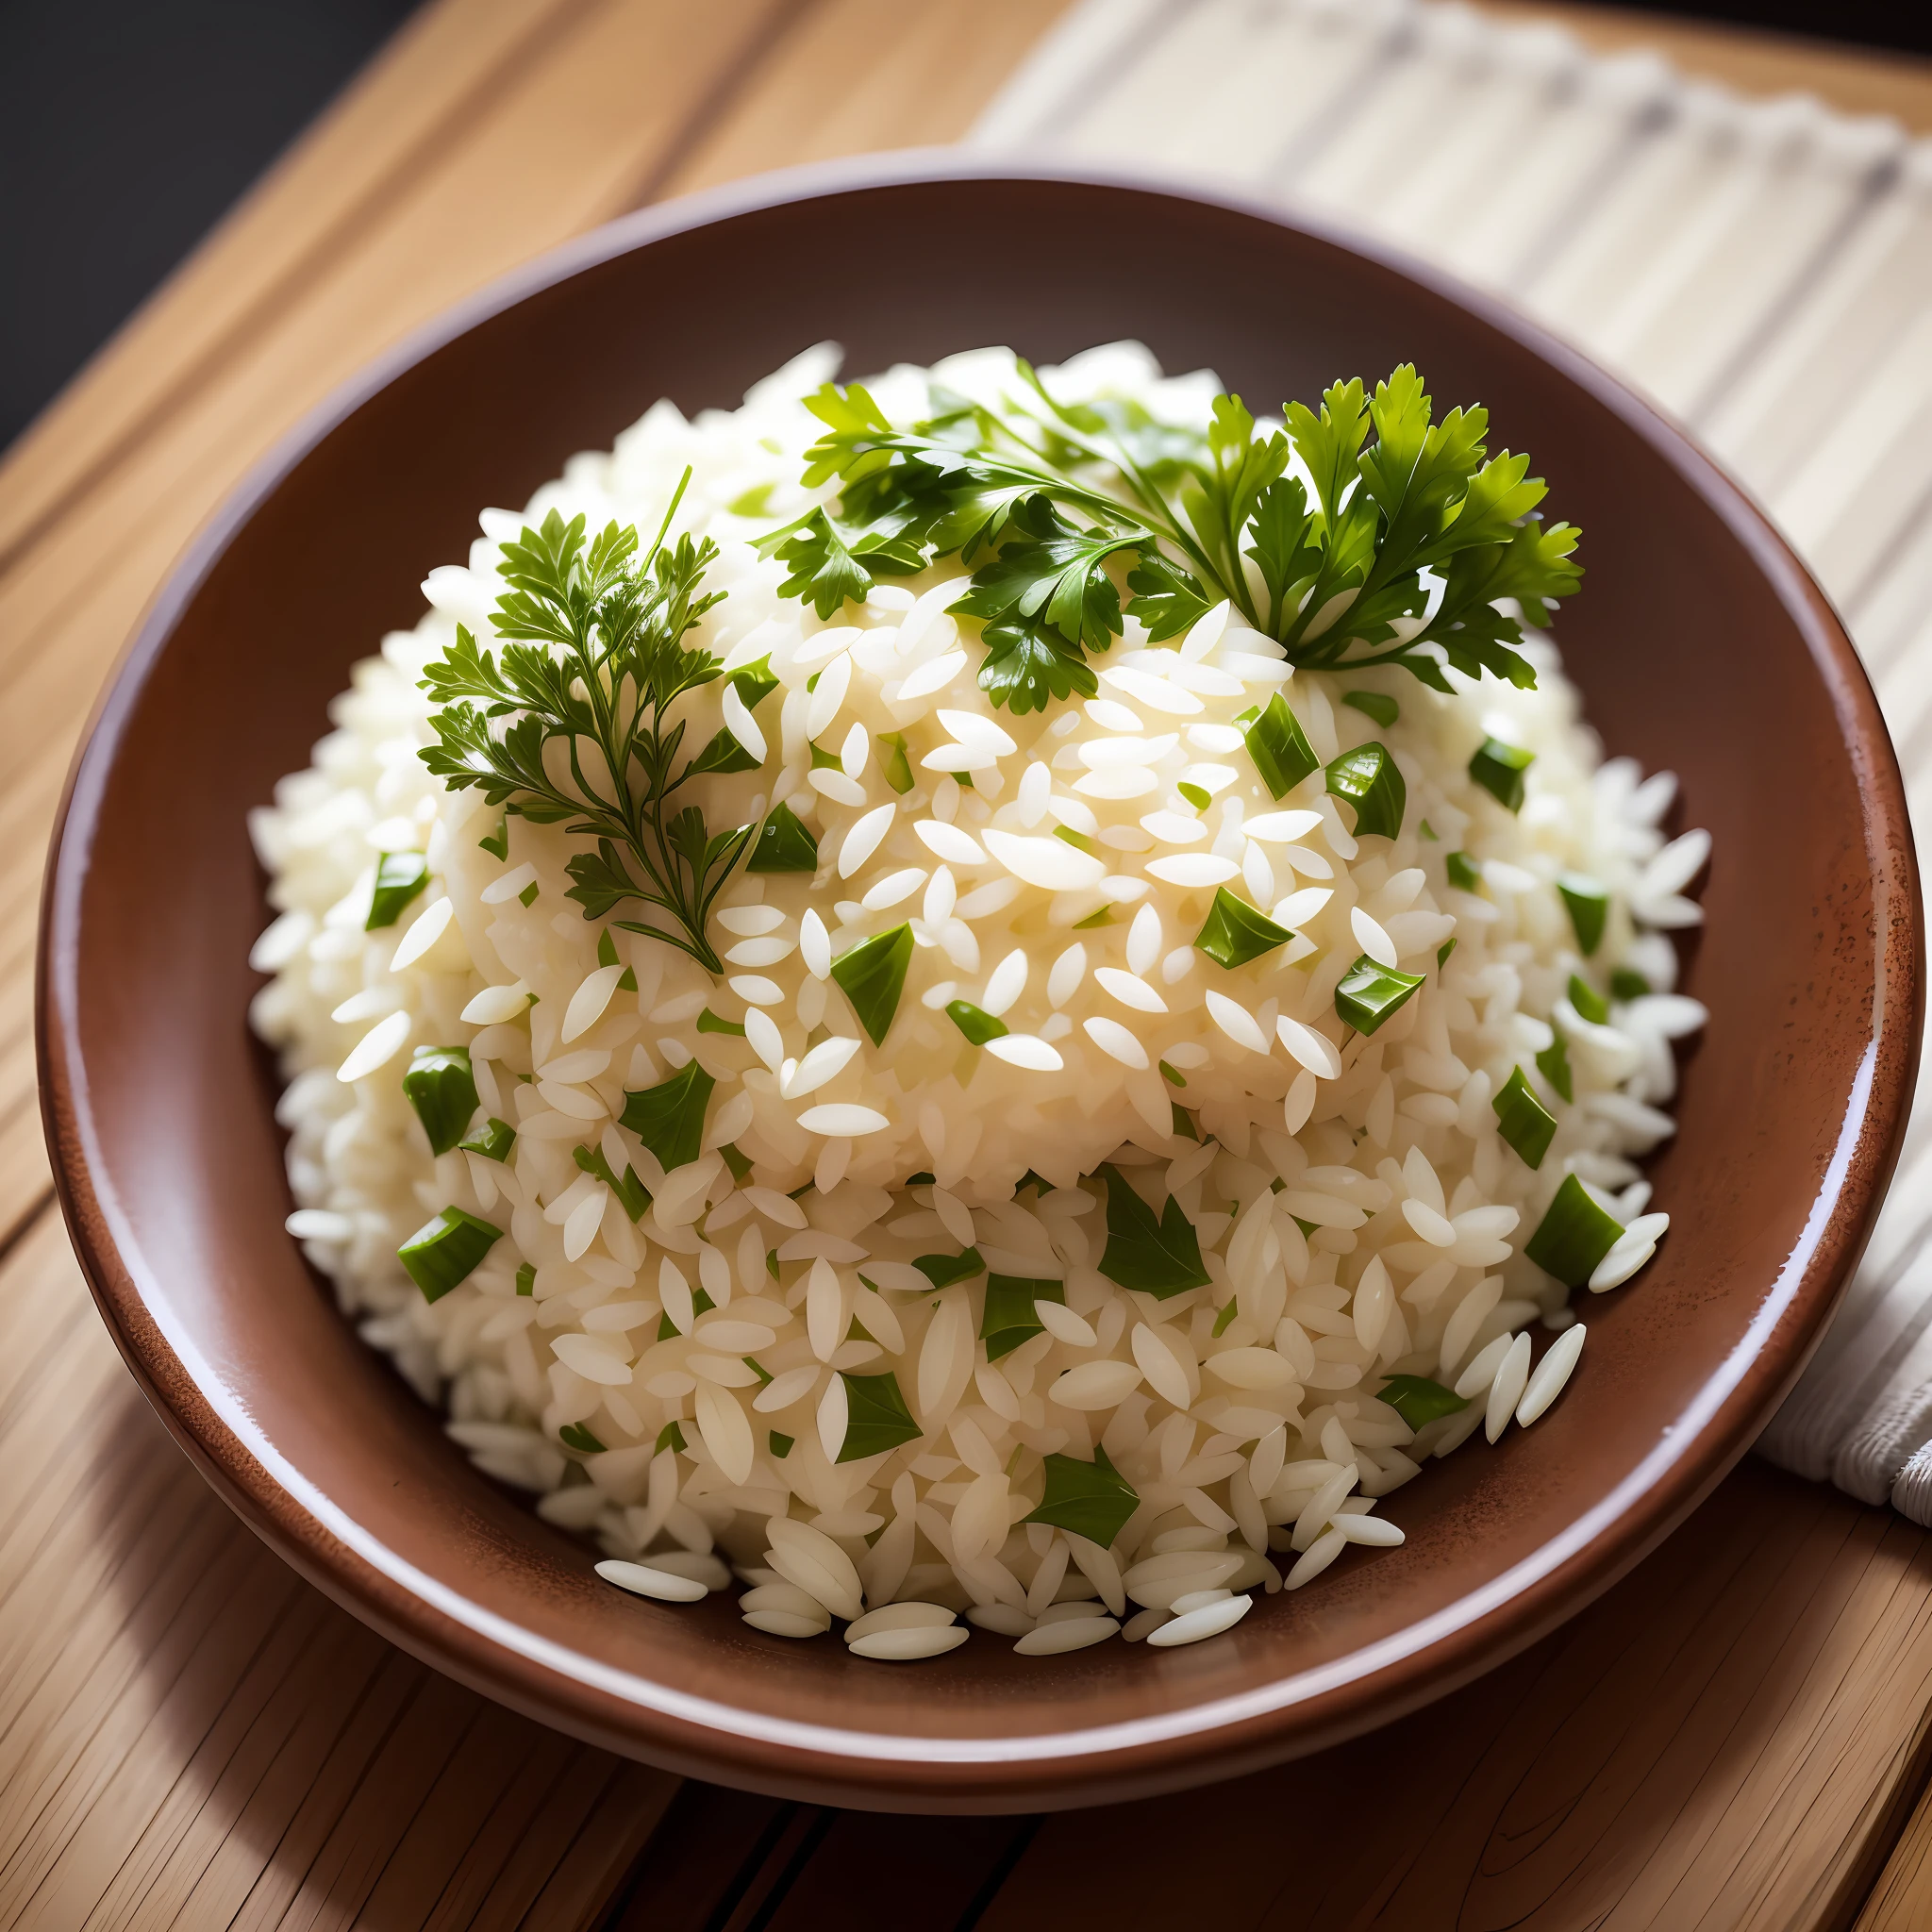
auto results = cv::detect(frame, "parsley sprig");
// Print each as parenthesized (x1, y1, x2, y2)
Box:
(419, 475, 753, 974)
(760, 364, 1581, 711)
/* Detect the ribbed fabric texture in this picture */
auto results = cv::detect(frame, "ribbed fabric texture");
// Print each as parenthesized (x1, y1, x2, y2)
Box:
(972, 0, 1932, 1518)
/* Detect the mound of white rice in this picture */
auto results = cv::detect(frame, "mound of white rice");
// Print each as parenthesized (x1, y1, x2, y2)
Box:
(249, 343, 1708, 1657)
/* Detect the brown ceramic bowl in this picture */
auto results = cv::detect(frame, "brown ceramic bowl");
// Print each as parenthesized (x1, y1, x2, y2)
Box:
(39, 157, 1921, 1813)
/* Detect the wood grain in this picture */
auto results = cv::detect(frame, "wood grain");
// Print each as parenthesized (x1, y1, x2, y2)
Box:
(7, 0, 1932, 1924)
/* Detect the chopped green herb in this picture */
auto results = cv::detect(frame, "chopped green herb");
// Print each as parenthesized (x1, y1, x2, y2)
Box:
(1175, 781, 1212, 810)
(1072, 907, 1113, 928)
(366, 851, 430, 930)
(418, 491, 760, 972)
(769, 1431, 793, 1458)
(831, 924, 914, 1046)
(1335, 955, 1424, 1035)
(518, 880, 540, 908)
(981, 1274, 1066, 1360)
(1342, 689, 1399, 727)
(1378, 1374, 1468, 1430)
(684, 724, 764, 778)
(914, 1248, 985, 1289)
(1470, 736, 1534, 811)
(397, 1207, 501, 1303)
(657, 1287, 717, 1342)
(726, 483, 775, 519)
(1446, 850, 1484, 893)
(1420, 819, 1438, 840)
(657, 1421, 686, 1454)
(1017, 1170, 1054, 1195)
(720, 1142, 754, 1182)
(574, 1143, 651, 1222)
(1244, 692, 1321, 799)
(879, 731, 914, 793)
(1557, 872, 1608, 956)
(744, 1357, 774, 1387)
(746, 801, 819, 874)
(808, 739, 841, 768)
(1568, 974, 1609, 1025)
(458, 1115, 516, 1163)
(1024, 1445, 1140, 1549)
(1053, 824, 1098, 856)
(515, 1261, 536, 1296)
(1438, 937, 1457, 967)
(695, 1007, 746, 1036)
(907, 1171, 936, 1186)
(1212, 1299, 1240, 1337)
(478, 817, 510, 861)
(1325, 742, 1406, 840)
(837, 1370, 922, 1461)
(946, 999, 1008, 1045)
(1536, 1029, 1574, 1104)
(620, 1060, 715, 1172)
(559, 1423, 606, 1454)
(1171, 1104, 1198, 1141)
(1097, 1163, 1210, 1299)
(1292, 1215, 1317, 1240)
(1610, 967, 1650, 1001)
(1491, 1065, 1557, 1168)
(1158, 1059, 1186, 1087)
(766, 1251, 779, 1279)
(1193, 887, 1293, 970)
(1525, 1173, 1624, 1287)
(729, 654, 780, 709)
(402, 1045, 479, 1156)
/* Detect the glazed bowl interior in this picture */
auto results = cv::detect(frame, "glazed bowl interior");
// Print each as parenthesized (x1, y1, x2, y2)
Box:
(40, 161, 1917, 1812)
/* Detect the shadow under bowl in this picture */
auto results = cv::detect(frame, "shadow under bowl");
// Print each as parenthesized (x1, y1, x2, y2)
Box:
(38, 157, 1921, 1812)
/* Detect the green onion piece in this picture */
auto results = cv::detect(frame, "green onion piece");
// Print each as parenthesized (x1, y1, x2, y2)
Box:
(1611, 967, 1650, 1001)
(747, 802, 819, 874)
(831, 924, 914, 1047)
(1491, 1066, 1557, 1169)
(559, 1423, 606, 1454)
(695, 1008, 746, 1036)
(366, 851, 430, 930)
(766, 1251, 779, 1279)
(808, 740, 841, 770)
(1024, 1445, 1139, 1548)
(1193, 887, 1293, 970)
(1334, 955, 1424, 1035)
(620, 1060, 715, 1173)
(729, 654, 779, 708)
(1342, 690, 1399, 728)
(1244, 693, 1321, 800)
(879, 731, 914, 794)
(769, 1431, 793, 1458)
(1325, 742, 1406, 840)
(1212, 1299, 1239, 1337)
(397, 1207, 501, 1303)
(1446, 851, 1484, 893)
(745, 1357, 774, 1387)
(946, 999, 1008, 1045)
(458, 1115, 516, 1162)
(1054, 824, 1098, 856)
(657, 1421, 686, 1455)
(1470, 737, 1534, 812)
(981, 1275, 1065, 1361)
(805, 669, 823, 693)
(1420, 819, 1439, 841)
(1568, 974, 1609, 1025)
(1557, 873, 1609, 956)
(1158, 1059, 1186, 1087)
(515, 1262, 535, 1296)
(1525, 1174, 1625, 1287)
(914, 1247, 985, 1289)
(403, 1044, 479, 1156)
(1537, 1030, 1574, 1104)
(1097, 1163, 1210, 1299)
(1171, 1103, 1198, 1141)
(1175, 781, 1211, 810)
(1438, 937, 1457, 967)
(518, 881, 539, 908)
(1072, 907, 1113, 928)
(477, 817, 509, 861)
(1378, 1374, 1468, 1430)
(720, 1142, 754, 1182)
(685, 726, 763, 777)
(837, 1370, 922, 1461)
(574, 1143, 651, 1222)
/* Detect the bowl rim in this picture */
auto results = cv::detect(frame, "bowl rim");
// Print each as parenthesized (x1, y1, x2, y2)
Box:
(37, 150, 1923, 1809)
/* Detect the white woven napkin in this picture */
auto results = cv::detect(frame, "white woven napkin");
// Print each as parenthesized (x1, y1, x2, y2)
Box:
(971, 0, 1932, 1517)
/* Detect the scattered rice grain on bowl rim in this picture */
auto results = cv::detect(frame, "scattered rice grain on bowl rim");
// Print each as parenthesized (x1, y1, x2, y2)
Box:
(249, 341, 1707, 1657)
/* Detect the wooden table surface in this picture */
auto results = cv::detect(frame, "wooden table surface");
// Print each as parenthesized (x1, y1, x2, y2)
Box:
(8, 2, 1932, 1925)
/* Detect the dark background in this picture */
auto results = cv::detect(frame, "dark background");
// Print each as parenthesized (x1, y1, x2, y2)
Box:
(2, 0, 1927, 457)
